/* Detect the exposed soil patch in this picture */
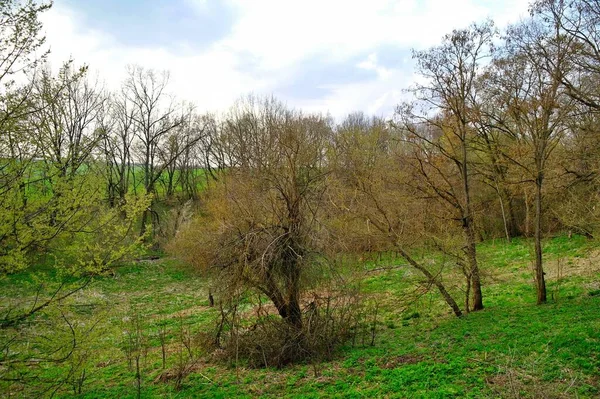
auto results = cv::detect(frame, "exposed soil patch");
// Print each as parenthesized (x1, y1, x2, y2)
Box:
(379, 354, 424, 369)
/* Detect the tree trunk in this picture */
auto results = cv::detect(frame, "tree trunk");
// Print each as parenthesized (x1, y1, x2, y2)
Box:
(397, 248, 463, 317)
(284, 243, 303, 329)
(497, 184, 511, 243)
(167, 168, 175, 197)
(463, 222, 484, 311)
(285, 297, 303, 329)
(140, 193, 154, 237)
(271, 297, 302, 329)
(505, 194, 520, 238)
(461, 140, 484, 312)
(524, 187, 531, 237)
(140, 181, 154, 237)
(464, 273, 471, 314)
(140, 209, 149, 237)
(534, 175, 547, 304)
(497, 184, 520, 240)
(264, 267, 303, 329)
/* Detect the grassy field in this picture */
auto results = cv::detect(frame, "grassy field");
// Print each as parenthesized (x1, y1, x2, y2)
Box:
(1, 235, 600, 398)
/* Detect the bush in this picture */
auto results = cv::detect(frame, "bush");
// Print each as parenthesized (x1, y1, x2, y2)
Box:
(214, 290, 364, 368)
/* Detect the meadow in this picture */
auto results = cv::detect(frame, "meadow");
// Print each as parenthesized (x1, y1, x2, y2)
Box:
(2, 235, 599, 398)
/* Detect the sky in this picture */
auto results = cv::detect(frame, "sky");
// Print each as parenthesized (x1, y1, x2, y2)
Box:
(42, 0, 532, 119)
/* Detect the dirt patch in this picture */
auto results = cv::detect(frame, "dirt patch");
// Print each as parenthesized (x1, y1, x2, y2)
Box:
(486, 370, 587, 399)
(148, 304, 212, 320)
(548, 251, 600, 279)
(379, 354, 424, 369)
(95, 359, 117, 368)
(489, 249, 600, 284)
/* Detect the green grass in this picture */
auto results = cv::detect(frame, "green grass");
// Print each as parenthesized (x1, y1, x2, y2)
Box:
(9, 160, 210, 202)
(1, 235, 600, 398)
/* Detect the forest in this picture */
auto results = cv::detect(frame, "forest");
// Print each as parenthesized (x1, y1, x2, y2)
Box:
(1, 0, 600, 397)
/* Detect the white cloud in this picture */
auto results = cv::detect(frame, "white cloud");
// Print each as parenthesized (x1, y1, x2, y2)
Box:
(358, 53, 392, 80)
(41, 3, 267, 113)
(40, 0, 531, 118)
(184, 0, 210, 14)
(296, 68, 413, 119)
(220, 0, 529, 71)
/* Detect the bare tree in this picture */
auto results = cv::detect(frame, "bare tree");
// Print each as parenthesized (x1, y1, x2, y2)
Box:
(157, 108, 204, 199)
(470, 81, 522, 241)
(330, 113, 464, 317)
(30, 63, 106, 179)
(533, 0, 600, 110)
(396, 21, 496, 311)
(171, 96, 333, 329)
(484, 17, 575, 304)
(101, 88, 137, 206)
(123, 66, 202, 235)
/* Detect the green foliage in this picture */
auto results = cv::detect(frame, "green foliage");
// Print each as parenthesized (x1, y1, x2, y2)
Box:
(57, 192, 152, 276)
(0, 164, 151, 276)
(1, 0, 600, 396)
(1, 235, 599, 398)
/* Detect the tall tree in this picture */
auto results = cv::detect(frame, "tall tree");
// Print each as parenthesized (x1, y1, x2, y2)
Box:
(330, 113, 464, 317)
(30, 64, 106, 180)
(171, 96, 333, 329)
(397, 21, 496, 311)
(123, 66, 201, 235)
(0, 0, 51, 273)
(1, 62, 150, 326)
(102, 87, 137, 207)
(470, 77, 522, 241)
(485, 17, 574, 304)
(533, 0, 600, 110)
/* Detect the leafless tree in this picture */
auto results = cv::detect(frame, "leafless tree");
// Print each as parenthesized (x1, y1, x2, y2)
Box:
(171, 96, 333, 329)
(30, 63, 106, 179)
(123, 66, 203, 234)
(396, 21, 496, 311)
(330, 113, 464, 317)
(484, 17, 575, 304)
(533, 0, 600, 110)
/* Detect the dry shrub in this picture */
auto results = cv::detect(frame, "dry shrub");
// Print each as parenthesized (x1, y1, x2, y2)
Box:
(155, 318, 215, 391)
(213, 288, 365, 369)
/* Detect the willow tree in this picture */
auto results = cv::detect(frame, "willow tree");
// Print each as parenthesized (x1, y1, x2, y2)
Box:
(171, 96, 332, 330)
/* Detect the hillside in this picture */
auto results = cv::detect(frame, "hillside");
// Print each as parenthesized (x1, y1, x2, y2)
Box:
(2, 235, 599, 398)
